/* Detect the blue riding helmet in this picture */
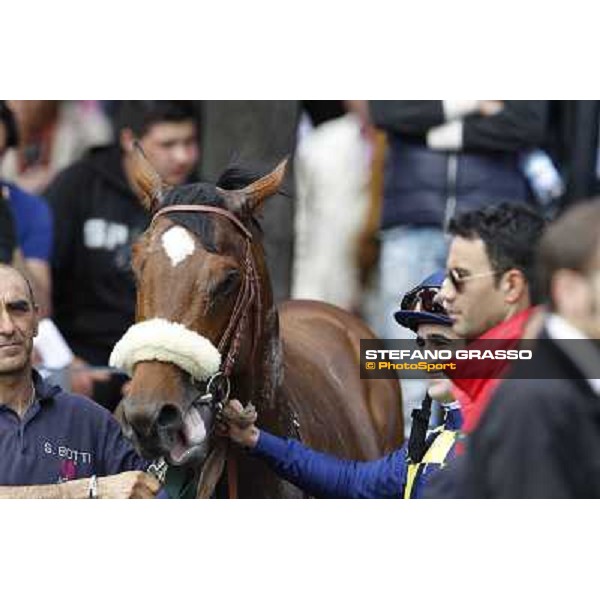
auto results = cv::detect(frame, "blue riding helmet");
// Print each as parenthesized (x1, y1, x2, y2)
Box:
(393, 270, 452, 332)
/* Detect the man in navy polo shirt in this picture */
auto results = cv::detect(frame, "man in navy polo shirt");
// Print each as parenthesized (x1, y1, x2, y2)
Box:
(0, 263, 159, 498)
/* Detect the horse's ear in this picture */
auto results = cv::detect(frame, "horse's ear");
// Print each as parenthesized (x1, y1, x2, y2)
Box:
(129, 140, 169, 213)
(217, 157, 288, 215)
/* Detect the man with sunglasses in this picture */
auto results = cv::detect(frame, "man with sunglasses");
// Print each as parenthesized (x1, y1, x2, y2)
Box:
(457, 200, 600, 497)
(220, 271, 463, 498)
(439, 202, 546, 435)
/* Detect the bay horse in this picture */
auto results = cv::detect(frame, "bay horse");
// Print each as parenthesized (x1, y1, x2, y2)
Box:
(112, 149, 403, 498)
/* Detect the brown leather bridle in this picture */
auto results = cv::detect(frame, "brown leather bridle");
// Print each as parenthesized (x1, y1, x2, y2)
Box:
(151, 203, 262, 379)
(150, 203, 262, 499)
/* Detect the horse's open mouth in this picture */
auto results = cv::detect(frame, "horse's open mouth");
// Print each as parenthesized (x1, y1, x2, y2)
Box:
(166, 405, 210, 466)
(168, 438, 206, 466)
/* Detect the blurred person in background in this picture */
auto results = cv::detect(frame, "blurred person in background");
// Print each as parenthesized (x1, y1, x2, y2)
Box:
(0, 101, 53, 317)
(220, 271, 463, 499)
(0, 103, 19, 265)
(0, 101, 113, 195)
(45, 101, 201, 412)
(0, 196, 16, 264)
(352, 100, 548, 428)
(456, 200, 600, 498)
(545, 101, 599, 207)
(1, 101, 76, 387)
(0, 101, 17, 264)
(200, 101, 298, 304)
(292, 101, 372, 312)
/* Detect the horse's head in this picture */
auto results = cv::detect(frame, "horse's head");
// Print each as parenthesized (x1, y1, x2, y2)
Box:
(112, 146, 287, 466)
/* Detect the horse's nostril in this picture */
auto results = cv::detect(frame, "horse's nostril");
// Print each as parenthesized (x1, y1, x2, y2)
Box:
(156, 405, 182, 430)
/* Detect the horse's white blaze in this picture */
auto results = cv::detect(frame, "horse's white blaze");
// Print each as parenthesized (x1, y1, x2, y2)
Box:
(161, 226, 195, 266)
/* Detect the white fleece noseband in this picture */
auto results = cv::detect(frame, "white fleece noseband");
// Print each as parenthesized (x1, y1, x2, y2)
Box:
(109, 318, 221, 381)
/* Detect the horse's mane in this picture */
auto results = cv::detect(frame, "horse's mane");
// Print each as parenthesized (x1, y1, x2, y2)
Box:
(161, 165, 263, 252)
(216, 165, 263, 191)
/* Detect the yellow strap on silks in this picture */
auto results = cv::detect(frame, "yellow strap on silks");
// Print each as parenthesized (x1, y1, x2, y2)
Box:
(422, 430, 458, 464)
(404, 463, 421, 499)
(403, 428, 458, 499)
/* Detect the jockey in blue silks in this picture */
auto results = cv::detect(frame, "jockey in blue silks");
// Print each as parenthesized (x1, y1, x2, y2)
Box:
(221, 270, 464, 498)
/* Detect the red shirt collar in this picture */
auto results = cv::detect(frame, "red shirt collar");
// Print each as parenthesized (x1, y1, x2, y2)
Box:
(450, 307, 536, 433)
(477, 306, 536, 342)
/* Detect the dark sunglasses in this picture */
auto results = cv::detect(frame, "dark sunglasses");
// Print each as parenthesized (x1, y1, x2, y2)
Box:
(445, 268, 498, 293)
(401, 286, 446, 314)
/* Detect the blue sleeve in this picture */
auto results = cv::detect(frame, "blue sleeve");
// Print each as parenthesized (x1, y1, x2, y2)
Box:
(9, 187, 53, 261)
(22, 197, 53, 260)
(252, 431, 407, 498)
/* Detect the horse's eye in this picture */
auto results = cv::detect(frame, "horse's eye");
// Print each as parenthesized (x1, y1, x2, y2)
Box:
(215, 270, 240, 296)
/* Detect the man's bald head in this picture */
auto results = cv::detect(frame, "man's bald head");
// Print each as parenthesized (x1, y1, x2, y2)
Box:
(0, 263, 39, 376)
(0, 264, 37, 308)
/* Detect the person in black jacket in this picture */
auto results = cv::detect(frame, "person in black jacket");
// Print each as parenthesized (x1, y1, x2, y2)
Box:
(45, 101, 200, 411)
(0, 193, 16, 264)
(0, 102, 19, 264)
(365, 100, 548, 338)
(450, 199, 600, 498)
(546, 101, 600, 206)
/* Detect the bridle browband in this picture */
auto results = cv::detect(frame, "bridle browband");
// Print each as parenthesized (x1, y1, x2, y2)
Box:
(152, 204, 253, 240)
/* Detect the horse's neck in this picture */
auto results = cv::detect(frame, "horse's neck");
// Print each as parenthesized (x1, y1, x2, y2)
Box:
(232, 305, 290, 430)
(231, 240, 296, 436)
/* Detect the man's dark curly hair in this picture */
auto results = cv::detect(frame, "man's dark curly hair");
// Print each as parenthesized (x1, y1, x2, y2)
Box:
(115, 101, 199, 137)
(448, 203, 546, 302)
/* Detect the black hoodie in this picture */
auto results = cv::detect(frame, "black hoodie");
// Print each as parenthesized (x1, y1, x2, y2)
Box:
(45, 145, 151, 365)
(0, 189, 17, 263)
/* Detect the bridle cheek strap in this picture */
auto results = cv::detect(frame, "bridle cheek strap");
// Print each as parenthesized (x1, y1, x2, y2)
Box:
(152, 203, 261, 378)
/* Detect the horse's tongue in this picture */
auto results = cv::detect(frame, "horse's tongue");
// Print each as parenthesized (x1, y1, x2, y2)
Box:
(170, 439, 187, 464)
(183, 406, 207, 445)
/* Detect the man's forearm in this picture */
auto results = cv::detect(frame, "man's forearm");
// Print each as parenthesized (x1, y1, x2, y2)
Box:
(0, 479, 89, 499)
(0, 472, 160, 499)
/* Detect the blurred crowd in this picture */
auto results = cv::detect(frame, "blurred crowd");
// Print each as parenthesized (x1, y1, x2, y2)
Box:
(1, 99, 600, 498)
(0, 99, 598, 418)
